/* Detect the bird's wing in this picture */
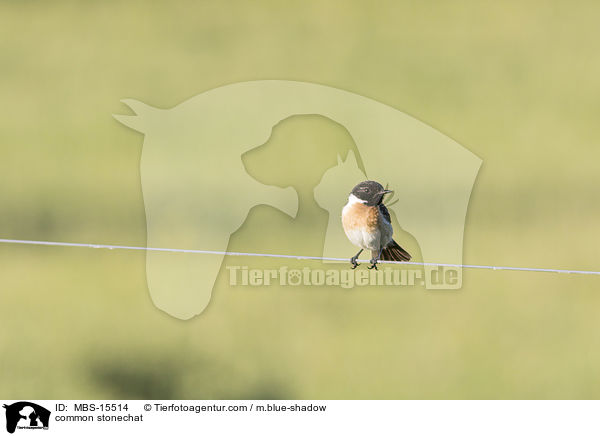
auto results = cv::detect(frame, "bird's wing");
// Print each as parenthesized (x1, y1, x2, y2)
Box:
(379, 203, 392, 224)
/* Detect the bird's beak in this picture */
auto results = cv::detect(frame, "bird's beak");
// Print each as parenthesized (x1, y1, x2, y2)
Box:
(381, 190, 393, 195)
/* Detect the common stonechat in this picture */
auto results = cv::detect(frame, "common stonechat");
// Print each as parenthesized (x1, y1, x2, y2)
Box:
(342, 180, 411, 269)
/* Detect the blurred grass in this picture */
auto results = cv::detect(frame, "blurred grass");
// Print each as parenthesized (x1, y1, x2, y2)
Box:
(1, 0, 600, 399)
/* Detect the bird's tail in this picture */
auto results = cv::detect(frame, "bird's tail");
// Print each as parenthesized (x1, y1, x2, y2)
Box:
(381, 240, 411, 262)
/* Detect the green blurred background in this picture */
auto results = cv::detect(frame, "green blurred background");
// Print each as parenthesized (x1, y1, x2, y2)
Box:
(1, 0, 600, 399)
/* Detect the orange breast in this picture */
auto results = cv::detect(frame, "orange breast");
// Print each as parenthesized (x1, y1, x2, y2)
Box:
(342, 203, 379, 232)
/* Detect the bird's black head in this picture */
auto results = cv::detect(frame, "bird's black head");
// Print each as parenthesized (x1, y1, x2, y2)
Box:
(350, 180, 392, 206)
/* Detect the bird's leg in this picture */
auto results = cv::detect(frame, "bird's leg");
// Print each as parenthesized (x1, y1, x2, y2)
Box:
(350, 249, 363, 269)
(368, 248, 384, 270)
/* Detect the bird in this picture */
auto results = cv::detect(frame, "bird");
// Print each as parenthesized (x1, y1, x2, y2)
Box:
(342, 180, 411, 269)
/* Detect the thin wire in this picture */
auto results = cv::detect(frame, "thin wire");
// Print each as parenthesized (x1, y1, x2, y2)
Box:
(0, 237, 599, 276)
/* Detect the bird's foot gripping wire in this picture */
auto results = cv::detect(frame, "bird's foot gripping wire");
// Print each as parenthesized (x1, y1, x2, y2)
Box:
(350, 249, 363, 269)
(368, 248, 383, 270)
(368, 258, 379, 270)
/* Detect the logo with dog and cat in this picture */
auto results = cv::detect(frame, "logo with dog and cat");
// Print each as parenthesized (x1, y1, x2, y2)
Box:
(3, 402, 50, 434)
(115, 80, 481, 320)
